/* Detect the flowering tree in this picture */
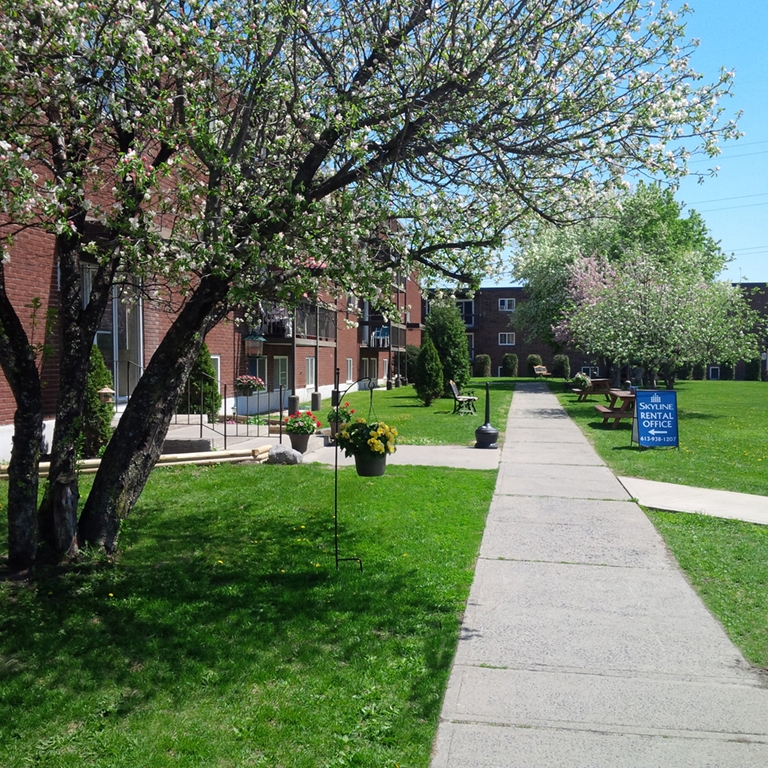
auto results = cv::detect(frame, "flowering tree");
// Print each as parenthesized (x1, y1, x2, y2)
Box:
(553, 254, 763, 386)
(0, 0, 741, 561)
(512, 183, 728, 346)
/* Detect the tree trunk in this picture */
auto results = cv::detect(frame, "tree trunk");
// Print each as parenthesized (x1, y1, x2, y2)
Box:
(0, 266, 43, 569)
(37, 346, 89, 559)
(38, 236, 115, 558)
(78, 274, 230, 552)
(6, 393, 43, 570)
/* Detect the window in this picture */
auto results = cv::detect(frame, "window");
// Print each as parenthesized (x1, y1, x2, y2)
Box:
(346, 357, 354, 383)
(467, 333, 475, 360)
(709, 366, 720, 380)
(498, 297, 516, 312)
(210, 354, 221, 392)
(456, 299, 474, 327)
(498, 332, 515, 346)
(249, 356, 267, 384)
(306, 356, 316, 388)
(581, 366, 599, 377)
(275, 356, 288, 389)
(360, 357, 369, 380)
(370, 358, 378, 381)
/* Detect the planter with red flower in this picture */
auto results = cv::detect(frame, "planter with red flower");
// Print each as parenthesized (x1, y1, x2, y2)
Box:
(325, 401, 355, 440)
(235, 374, 266, 396)
(284, 411, 321, 453)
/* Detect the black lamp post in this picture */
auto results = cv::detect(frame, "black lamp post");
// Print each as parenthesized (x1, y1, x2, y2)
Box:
(474, 381, 499, 449)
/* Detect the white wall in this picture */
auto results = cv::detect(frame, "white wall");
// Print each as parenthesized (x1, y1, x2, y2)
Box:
(0, 419, 55, 464)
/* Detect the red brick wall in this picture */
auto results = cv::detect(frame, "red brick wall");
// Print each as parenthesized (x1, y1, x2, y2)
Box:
(0, 227, 61, 423)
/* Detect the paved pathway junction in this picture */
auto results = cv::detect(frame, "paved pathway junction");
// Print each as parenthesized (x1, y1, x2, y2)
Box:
(430, 382, 768, 768)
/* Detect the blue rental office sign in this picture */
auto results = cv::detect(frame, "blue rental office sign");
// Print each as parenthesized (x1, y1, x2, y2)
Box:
(632, 390, 679, 448)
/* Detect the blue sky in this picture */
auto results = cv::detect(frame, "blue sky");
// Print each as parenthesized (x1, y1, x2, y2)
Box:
(675, 0, 768, 283)
(488, 1, 768, 287)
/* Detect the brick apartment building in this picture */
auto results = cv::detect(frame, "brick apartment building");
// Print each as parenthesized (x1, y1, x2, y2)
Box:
(0, 229, 423, 460)
(457, 284, 768, 382)
(445, 286, 598, 377)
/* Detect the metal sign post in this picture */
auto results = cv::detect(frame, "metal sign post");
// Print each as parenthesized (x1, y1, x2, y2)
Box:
(632, 390, 679, 448)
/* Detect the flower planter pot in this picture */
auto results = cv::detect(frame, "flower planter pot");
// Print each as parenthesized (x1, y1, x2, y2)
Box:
(353, 452, 387, 477)
(288, 432, 311, 453)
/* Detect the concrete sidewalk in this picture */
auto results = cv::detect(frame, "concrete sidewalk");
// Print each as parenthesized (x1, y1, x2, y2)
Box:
(162, 421, 501, 471)
(619, 476, 768, 526)
(431, 382, 768, 767)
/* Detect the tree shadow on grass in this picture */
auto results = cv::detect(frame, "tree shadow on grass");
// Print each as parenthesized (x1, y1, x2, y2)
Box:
(0, 465, 473, 754)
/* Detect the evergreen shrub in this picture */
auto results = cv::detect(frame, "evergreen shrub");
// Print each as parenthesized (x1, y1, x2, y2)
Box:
(178, 341, 222, 422)
(473, 354, 491, 377)
(501, 353, 518, 377)
(424, 302, 471, 393)
(551, 354, 570, 379)
(414, 337, 444, 406)
(83, 345, 114, 457)
(526, 353, 543, 377)
(745, 359, 762, 381)
(718, 361, 735, 380)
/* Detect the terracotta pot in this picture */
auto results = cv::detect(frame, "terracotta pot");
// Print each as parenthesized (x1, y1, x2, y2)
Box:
(288, 432, 310, 453)
(353, 452, 387, 477)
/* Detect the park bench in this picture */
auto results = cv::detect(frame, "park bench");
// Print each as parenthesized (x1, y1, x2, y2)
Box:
(449, 379, 478, 415)
(533, 365, 551, 378)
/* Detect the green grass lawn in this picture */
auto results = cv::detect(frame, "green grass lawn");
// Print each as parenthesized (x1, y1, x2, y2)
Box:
(646, 510, 768, 668)
(327, 380, 514, 446)
(552, 380, 768, 496)
(0, 463, 496, 767)
(553, 379, 768, 669)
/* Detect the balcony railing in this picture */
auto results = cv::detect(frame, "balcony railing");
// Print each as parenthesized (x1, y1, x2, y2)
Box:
(259, 301, 336, 342)
(359, 323, 406, 349)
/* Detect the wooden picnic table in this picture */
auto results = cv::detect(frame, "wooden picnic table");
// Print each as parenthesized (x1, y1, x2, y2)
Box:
(594, 389, 636, 428)
(573, 378, 612, 402)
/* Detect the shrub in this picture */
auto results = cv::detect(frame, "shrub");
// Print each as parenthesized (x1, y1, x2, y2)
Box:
(473, 354, 491, 377)
(501, 353, 518, 377)
(424, 301, 471, 393)
(526, 353, 543, 377)
(718, 361, 736, 380)
(745, 359, 762, 381)
(692, 362, 706, 380)
(82, 345, 114, 457)
(551, 354, 570, 379)
(414, 337, 444, 406)
(178, 341, 222, 422)
(404, 344, 420, 381)
(676, 362, 694, 380)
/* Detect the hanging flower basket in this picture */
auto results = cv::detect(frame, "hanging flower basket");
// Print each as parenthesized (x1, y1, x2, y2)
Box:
(336, 419, 397, 477)
(353, 452, 387, 477)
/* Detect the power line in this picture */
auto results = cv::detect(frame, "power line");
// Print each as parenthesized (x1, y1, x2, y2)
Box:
(697, 201, 768, 213)
(688, 149, 768, 164)
(684, 192, 768, 205)
(728, 246, 768, 253)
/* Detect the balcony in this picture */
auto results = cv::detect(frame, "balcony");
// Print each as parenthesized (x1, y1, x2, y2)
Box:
(359, 322, 406, 349)
(259, 301, 336, 342)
